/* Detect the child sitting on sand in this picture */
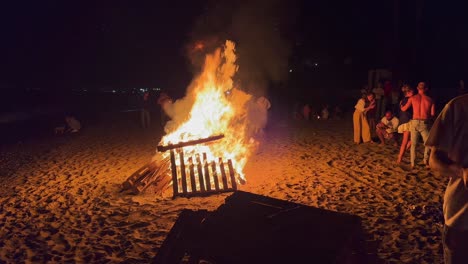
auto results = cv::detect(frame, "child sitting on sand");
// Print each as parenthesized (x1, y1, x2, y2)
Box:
(65, 115, 81, 133)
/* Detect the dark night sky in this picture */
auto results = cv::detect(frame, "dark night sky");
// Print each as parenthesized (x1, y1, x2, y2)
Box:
(1, 1, 467, 91)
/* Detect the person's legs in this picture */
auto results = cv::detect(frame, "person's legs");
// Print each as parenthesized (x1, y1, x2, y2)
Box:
(410, 120, 418, 167)
(420, 124, 430, 165)
(388, 133, 398, 146)
(376, 128, 385, 144)
(397, 131, 410, 163)
(362, 113, 371, 142)
(353, 111, 361, 143)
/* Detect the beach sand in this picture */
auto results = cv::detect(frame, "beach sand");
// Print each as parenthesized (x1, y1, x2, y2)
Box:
(0, 115, 445, 263)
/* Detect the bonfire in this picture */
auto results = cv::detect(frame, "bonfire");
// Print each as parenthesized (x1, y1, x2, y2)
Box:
(124, 40, 267, 196)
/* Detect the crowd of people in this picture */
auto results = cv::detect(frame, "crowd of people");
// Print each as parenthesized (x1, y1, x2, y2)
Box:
(354, 81, 437, 167)
(355, 81, 467, 263)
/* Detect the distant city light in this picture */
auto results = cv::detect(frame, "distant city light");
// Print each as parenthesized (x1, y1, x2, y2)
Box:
(289, 69, 293, 73)
(314, 63, 319, 66)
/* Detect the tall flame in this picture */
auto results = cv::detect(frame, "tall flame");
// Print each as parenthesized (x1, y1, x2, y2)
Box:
(159, 40, 258, 181)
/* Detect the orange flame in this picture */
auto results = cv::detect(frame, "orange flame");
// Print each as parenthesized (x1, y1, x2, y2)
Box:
(159, 40, 258, 182)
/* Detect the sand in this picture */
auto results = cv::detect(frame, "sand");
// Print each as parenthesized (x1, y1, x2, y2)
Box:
(0, 115, 446, 263)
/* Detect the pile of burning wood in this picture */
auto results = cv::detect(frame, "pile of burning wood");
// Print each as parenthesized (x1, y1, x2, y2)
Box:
(122, 135, 239, 198)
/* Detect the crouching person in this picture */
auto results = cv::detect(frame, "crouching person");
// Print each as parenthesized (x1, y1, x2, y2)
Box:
(376, 110, 399, 146)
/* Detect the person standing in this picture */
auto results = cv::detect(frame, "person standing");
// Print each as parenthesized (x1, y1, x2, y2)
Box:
(353, 92, 375, 144)
(157, 92, 173, 128)
(397, 87, 415, 164)
(140, 92, 151, 128)
(425, 94, 468, 264)
(400, 82, 435, 167)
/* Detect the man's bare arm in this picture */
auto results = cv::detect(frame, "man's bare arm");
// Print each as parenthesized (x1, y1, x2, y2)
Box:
(429, 147, 463, 179)
(400, 97, 412, 111)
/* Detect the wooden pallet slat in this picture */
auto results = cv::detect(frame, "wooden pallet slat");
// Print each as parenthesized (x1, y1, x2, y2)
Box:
(196, 155, 205, 192)
(188, 157, 197, 193)
(227, 159, 237, 190)
(203, 153, 211, 192)
(170, 150, 178, 196)
(211, 161, 220, 191)
(179, 150, 188, 195)
(151, 135, 240, 198)
(219, 158, 229, 190)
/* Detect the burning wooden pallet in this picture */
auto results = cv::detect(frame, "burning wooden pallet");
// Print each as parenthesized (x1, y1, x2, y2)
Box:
(157, 134, 238, 198)
(121, 157, 171, 194)
(122, 135, 238, 198)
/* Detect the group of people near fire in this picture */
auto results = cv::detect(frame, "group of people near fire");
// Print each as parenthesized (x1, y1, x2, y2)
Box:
(354, 80, 468, 263)
(353, 81, 435, 168)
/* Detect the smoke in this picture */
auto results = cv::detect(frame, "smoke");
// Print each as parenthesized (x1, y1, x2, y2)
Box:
(160, 1, 295, 138)
(188, 0, 296, 97)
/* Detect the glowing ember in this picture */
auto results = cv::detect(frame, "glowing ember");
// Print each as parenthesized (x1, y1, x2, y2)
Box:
(158, 40, 259, 183)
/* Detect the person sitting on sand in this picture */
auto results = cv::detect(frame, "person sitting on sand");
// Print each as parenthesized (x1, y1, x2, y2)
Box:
(65, 115, 81, 133)
(353, 92, 375, 144)
(376, 110, 399, 146)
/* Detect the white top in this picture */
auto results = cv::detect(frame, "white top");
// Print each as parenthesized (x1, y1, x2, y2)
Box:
(380, 116, 399, 133)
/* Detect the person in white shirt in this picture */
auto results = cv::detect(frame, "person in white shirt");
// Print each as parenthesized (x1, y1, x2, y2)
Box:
(376, 110, 399, 146)
(353, 92, 375, 144)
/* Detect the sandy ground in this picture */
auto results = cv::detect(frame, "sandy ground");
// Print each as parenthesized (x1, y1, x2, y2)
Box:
(0, 114, 446, 263)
